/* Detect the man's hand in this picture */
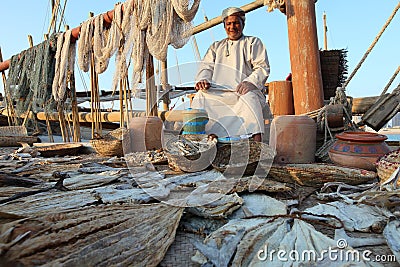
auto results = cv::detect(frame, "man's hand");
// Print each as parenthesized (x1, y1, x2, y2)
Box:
(195, 80, 211, 91)
(236, 81, 257, 95)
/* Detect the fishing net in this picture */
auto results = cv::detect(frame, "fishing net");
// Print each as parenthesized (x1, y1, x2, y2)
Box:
(5, 34, 57, 116)
(4, 0, 199, 137)
(52, 30, 76, 104)
(76, 0, 200, 96)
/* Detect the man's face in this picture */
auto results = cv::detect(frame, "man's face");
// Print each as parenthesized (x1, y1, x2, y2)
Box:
(224, 15, 244, 40)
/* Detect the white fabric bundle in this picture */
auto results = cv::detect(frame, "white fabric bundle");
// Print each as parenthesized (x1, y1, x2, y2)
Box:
(52, 30, 76, 103)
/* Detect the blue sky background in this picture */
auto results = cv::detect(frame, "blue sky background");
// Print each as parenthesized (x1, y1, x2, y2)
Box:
(0, 0, 399, 104)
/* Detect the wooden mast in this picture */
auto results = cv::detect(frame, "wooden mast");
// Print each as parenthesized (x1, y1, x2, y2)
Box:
(286, 0, 324, 114)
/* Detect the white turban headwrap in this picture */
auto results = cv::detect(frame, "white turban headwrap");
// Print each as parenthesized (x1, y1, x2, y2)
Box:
(221, 7, 245, 22)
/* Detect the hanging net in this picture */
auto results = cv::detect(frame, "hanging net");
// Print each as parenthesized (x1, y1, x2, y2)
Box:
(5, 34, 57, 116)
(76, 0, 200, 96)
(6, 0, 200, 121)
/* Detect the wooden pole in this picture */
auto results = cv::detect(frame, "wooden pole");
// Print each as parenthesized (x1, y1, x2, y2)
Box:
(161, 60, 170, 111)
(34, 110, 186, 123)
(286, 0, 324, 114)
(323, 12, 328, 50)
(146, 54, 158, 116)
(268, 81, 294, 116)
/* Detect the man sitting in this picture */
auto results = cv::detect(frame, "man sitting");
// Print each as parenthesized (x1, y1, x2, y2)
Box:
(193, 7, 271, 142)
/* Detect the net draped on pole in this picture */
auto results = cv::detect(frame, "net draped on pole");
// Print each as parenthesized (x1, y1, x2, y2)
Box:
(76, 0, 200, 98)
(4, 0, 200, 134)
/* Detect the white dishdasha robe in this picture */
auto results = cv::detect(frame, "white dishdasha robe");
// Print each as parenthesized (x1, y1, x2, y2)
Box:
(192, 35, 271, 138)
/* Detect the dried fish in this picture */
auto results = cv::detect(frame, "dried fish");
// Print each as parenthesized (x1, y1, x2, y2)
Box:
(317, 182, 400, 213)
(92, 184, 170, 204)
(192, 218, 267, 266)
(165, 135, 215, 157)
(229, 193, 287, 219)
(334, 228, 386, 248)
(63, 170, 123, 190)
(305, 201, 388, 232)
(0, 189, 97, 216)
(1, 204, 183, 267)
(187, 193, 243, 219)
(14, 143, 39, 157)
(383, 219, 400, 264)
(78, 162, 124, 173)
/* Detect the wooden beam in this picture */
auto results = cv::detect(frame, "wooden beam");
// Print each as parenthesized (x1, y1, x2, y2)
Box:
(35, 110, 185, 123)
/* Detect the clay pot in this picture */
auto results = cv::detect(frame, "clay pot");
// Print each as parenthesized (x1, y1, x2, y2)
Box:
(328, 131, 391, 171)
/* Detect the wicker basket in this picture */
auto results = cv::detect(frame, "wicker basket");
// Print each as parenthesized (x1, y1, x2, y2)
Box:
(165, 134, 217, 172)
(35, 143, 83, 157)
(0, 126, 28, 136)
(0, 136, 39, 147)
(0, 125, 38, 147)
(90, 128, 127, 157)
(212, 140, 275, 176)
(376, 148, 400, 186)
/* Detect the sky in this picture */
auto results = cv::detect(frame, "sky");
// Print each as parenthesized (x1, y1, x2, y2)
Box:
(0, 0, 399, 107)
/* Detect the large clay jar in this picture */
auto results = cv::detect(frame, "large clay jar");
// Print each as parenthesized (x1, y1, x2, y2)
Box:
(269, 115, 316, 164)
(124, 116, 163, 152)
(329, 131, 391, 171)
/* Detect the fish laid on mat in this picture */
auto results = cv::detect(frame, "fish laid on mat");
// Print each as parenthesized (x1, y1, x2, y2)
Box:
(334, 228, 386, 248)
(77, 162, 125, 173)
(92, 184, 170, 204)
(63, 170, 123, 190)
(0, 203, 183, 267)
(229, 193, 287, 219)
(193, 217, 380, 267)
(0, 189, 97, 217)
(131, 169, 222, 189)
(187, 193, 243, 219)
(305, 201, 388, 232)
(196, 175, 292, 194)
(268, 163, 377, 187)
(124, 149, 167, 166)
(383, 219, 400, 264)
(191, 218, 268, 267)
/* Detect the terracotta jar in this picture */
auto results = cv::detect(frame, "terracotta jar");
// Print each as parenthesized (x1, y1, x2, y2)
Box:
(329, 131, 391, 171)
(269, 115, 316, 164)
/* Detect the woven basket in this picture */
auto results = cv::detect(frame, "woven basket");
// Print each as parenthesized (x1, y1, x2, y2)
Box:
(0, 126, 28, 136)
(35, 143, 83, 157)
(90, 128, 127, 157)
(376, 149, 400, 186)
(165, 134, 216, 172)
(0, 136, 38, 147)
(0, 125, 38, 147)
(212, 141, 275, 176)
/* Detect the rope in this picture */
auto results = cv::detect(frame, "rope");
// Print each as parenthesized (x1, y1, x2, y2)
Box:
(264, 0, 285, 12)
(342, 2, 400, 89)
(380, 65, 400, 96)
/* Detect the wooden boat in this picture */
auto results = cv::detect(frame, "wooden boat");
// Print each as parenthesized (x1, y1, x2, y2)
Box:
(0, 1, 399, 266)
